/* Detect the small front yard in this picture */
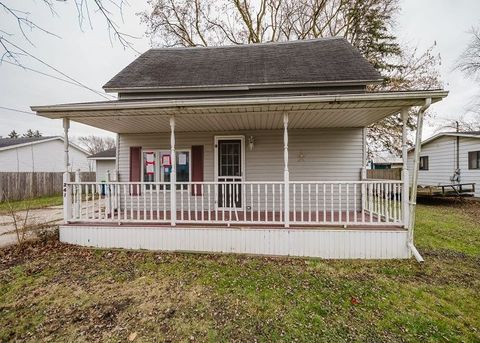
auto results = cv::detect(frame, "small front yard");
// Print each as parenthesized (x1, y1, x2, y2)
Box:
(1, 200, 479, 342)
(0, 195, 62, 215)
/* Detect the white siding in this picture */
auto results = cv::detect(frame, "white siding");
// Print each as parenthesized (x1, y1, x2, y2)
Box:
(95, 160, 116, 182)
(460, 137, 480, 197)
(0, 139, 92, 172)
(407, 136, 480, 197)
(60, 225, 409, 259)
(118, 128, 364, 182)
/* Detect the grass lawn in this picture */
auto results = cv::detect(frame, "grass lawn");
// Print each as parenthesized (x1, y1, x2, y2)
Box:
(0, 200, 479, 342)
(0, 195, 63, 215)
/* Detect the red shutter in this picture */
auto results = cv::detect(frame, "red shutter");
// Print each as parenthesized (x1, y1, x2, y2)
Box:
(191, 145, 204, 196)
(130, 147, 141, 195)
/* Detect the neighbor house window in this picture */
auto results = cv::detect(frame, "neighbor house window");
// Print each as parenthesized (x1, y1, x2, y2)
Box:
(469, 151, 480, 169)
(419, 156, 429, 170)
(142, 149, 191, 189)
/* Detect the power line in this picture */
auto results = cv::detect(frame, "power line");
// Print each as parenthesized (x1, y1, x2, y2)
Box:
(0, 106, 35, 115)
(1, 37, 116, 100)
(3, 60, 88, 88)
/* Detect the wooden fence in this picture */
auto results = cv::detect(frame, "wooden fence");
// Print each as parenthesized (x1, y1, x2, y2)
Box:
(367, 168, 402, 180)
(0, 172, 96, 202)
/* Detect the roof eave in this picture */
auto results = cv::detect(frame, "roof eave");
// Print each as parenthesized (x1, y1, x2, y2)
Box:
(31, 90, 449, 116)
(407, 131, 480, 152)
(103, 79, 384, 94)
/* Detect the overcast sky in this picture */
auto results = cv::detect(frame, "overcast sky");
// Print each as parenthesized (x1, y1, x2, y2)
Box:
(0, 0, 479, 142)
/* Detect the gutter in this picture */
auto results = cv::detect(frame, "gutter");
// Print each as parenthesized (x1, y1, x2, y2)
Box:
(31, 90, 449, 115)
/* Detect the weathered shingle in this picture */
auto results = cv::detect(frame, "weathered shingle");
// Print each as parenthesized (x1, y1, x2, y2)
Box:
(104, 38, 382, 91)
(88, 148, 116, 159)
(0, 136, 56, 148)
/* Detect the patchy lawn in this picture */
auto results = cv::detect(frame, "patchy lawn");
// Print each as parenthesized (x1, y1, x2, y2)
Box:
(0, 195, 62, 215)
(0, 201, 479, 342)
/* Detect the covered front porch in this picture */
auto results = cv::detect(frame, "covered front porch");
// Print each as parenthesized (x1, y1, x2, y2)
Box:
(33, 90, 446, 259)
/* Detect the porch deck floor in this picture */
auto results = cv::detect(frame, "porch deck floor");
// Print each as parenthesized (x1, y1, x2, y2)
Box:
(70, 210, 404, 230)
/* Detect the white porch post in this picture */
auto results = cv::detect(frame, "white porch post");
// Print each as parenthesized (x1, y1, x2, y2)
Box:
(62, 117, 71, 222)
(63, 118, 70, 172)
(170, 115, 177, 226)
(361, 128, 367, 213)
(401, 108, 410, 229)
(409, 98, 431, 257)
(283, 113, 290, 228)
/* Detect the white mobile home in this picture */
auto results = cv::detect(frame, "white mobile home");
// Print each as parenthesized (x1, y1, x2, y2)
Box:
(0, 136, 92, 172)
(32, 38, 447, 259)
(407, 132, 480, 197)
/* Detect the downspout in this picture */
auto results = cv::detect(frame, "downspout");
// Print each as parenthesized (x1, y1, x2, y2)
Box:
(408, 98, 432, 262)
(456, 121, 460, 180)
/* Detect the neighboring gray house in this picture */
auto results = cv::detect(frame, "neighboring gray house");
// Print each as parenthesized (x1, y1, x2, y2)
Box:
(407, 131, 480, 197)
(0, 136, 92, 172)
(368, 153, 403, 170)
(88, 148, 116, 182)
(32, 38, 448, 259)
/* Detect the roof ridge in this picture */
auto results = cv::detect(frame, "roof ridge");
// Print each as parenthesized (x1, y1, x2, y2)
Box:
(147, 37, 345, 51)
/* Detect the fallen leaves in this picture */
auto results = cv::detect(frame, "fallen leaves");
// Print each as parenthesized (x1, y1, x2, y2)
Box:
(128, 331, 137, 341)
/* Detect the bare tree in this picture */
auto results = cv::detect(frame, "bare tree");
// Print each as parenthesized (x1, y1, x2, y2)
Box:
(456, 26, 480, 116)
(141, 0, 442, 155)
(0, 0, 138, 65)
(457, 26, 480, 79)
(435, 114, 480, 133)
(78, 135, 116, 154)
(2, 191, 32, 246)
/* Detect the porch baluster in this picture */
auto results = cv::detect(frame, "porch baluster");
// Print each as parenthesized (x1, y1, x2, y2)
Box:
(346, 183, 350, 224)
(353, 183, 357, 223)
(201, 184, 205, 222)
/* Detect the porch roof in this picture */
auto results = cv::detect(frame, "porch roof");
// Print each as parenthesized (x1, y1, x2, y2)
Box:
(31, 90, 448, 134)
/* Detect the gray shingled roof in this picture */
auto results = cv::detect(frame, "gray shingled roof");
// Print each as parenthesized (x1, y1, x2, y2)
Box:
(88, 148, 116, 159)
(0, 136, 57, 148)
(104, 38, 382, 91)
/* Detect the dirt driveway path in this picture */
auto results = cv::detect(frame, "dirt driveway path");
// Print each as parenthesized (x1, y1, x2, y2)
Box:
(0, 205, 63, 248)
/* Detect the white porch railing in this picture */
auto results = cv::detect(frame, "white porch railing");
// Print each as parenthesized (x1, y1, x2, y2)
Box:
(64, 180, 404, 227)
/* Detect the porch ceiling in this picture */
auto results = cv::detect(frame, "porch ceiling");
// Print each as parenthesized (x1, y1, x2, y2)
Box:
(31, 91, 448, 133)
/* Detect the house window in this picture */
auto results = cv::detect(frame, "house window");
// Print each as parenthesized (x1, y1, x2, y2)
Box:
(142, 149, 191, 189)
(419, 156, 429, 170)
(469, 151, 480, 169)
(143, 151, 157, 183)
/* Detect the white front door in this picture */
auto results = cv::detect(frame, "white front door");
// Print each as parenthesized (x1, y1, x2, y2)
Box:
(214, 136, 245, 208)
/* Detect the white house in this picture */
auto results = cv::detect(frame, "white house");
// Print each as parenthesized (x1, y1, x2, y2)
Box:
(0, 136, 92, 172)
(31, 38, 448, 260)
(407, 131, 480, 197)
(88, 148, 116, 182)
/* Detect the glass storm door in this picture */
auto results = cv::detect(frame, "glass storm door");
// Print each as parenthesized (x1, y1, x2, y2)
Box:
(217, 139, 243, 208)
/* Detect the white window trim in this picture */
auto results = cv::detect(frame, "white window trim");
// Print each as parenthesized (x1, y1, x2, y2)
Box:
(213, 135, 246, 210)
(141, 148, 192, 187)
(213, 135, 246, 182)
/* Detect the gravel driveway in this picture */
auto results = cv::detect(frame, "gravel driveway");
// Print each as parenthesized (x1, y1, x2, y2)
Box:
(0, 205, 63, 248)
